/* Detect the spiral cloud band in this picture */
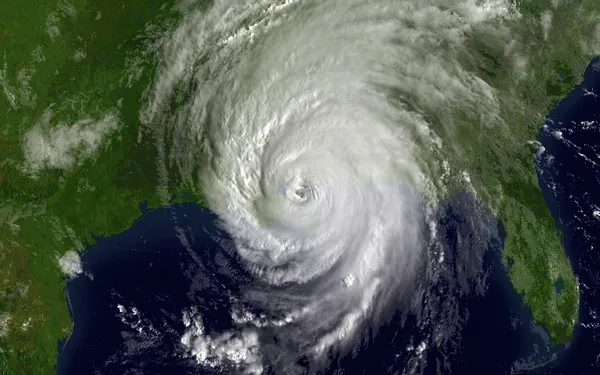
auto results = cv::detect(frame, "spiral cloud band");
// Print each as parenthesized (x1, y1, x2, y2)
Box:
(142, 0, 518, 372)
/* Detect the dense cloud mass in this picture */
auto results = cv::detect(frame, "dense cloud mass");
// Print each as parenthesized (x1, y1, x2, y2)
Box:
(142, 0, 518, 373)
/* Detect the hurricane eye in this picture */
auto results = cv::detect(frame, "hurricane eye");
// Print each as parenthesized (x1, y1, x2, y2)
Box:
(294, 186, 310, 201)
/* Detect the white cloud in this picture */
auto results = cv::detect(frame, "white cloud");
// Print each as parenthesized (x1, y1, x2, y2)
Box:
(58, 250, 83, 278)
(22, 109, 118, 175)
(45, 1, 77, 40)
(593, 24, 600, 55)
(0, 313, 10, 337)
(541, 11, 552, 41)
(45, 12, 62, 40)
(72, 50, 87, 62)
(180, 309, 263, 374)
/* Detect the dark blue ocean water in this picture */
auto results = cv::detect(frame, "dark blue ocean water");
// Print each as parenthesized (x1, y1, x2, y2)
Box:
(56, 205, 251, 375)
(57, 58, 600, 375)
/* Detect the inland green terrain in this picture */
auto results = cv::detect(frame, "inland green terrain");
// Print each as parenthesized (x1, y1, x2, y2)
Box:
(0, 0, 597, 373)
(0, 0, 185, 373)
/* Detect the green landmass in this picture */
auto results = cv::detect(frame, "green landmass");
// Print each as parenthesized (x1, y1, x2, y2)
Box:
(0, 0, 596, 373)
(439, 0, 596, 344)
(0, 0, 182, 373)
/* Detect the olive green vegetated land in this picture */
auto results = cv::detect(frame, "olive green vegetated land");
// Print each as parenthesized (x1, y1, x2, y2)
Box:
(501, 0, 598, 342)
(0, 0, 182, 373)
(439, 0, 597, 344)
(0, 0, 597, 374)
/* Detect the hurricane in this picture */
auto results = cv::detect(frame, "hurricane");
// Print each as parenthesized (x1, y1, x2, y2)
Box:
(141, 0, 518, 373)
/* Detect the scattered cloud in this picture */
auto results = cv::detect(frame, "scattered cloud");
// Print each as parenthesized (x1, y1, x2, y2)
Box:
(45, 1, 77, 40)
(0, 313, 11, 338)
(22, 109, 119, 175)
(180, 308, 263, 374)
(541, 11, 552, 41)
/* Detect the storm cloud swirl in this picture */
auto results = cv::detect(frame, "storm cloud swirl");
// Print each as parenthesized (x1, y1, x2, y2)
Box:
(142, 0, 517, 373)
